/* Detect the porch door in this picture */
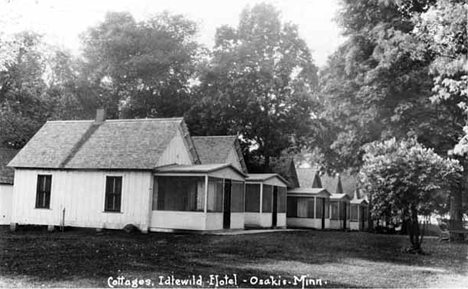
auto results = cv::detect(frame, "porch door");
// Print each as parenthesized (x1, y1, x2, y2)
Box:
(342, 202, 347, 229)
(321, 198, 326, 230)
(223, 179, 231, 229)
(272, 187, 278, 228)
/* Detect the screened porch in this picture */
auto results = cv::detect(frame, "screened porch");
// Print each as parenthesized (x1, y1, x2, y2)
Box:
(150, 164, 246, 231)
(350, 199, 368, 231)
(329, 194, 351, 230)
(244, 174, 288, 228)
(286, 188, 331, 229)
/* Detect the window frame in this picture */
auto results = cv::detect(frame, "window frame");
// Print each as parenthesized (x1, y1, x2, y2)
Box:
(104, 175, 123, 213)
(35, 174, 52, 209)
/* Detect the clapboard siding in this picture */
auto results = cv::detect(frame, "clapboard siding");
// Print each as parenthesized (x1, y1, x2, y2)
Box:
(157, 129, 193, 166)
(11, 169, 152, 231)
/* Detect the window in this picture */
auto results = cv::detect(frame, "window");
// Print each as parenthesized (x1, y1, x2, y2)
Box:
(105, 176, 122, 212)
(231, 181, 245, 212)
(36, 175, 52, 209)
(262, 185, 273, 212)
(245, 184, 260, 212)
(156, 176, 205, 212)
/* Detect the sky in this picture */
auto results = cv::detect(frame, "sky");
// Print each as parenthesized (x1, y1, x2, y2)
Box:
(0, 0, 344, 67)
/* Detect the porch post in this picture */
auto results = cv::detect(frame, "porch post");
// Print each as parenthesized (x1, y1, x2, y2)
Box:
(204, 175, 208, 213)
(259, 184, 263, 213)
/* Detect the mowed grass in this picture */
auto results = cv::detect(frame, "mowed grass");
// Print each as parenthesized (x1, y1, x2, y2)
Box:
(0, 227, 467, 288)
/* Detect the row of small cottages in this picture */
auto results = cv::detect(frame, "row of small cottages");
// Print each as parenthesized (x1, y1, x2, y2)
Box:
(0, 112, 367, 232)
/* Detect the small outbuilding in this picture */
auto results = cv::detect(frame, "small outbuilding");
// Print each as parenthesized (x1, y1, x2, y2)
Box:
(0, 149, 18, 225)
(286, 188, 331, 229)
(244, 174, 288, 228)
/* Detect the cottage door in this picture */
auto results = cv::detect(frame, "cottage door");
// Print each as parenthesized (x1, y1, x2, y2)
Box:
(223, 179, 231, 229)
(342, 202, 347, 230)
(272, 187, 278, 228)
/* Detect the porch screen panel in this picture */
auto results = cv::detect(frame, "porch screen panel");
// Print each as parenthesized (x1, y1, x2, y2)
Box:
(297, 198, 308, 218)
(330, 201, 339, 220)
(307, 199, 315, 218)
(245, 184, 260, 212)
(324, 198, 330, 218)
(207, 177, 223, 212)
(362, 206, 368, 222)
(231, 181, 245, 212)
(287, 197, 297, 217)
(277, 187, 287, 213)
(351, 205, 359, 221)
(156, 176, 205, 211)
(316, 198, 323, 218)
(262, 185, 273, 213)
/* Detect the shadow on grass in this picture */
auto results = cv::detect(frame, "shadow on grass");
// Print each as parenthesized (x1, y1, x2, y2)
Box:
(0, 226, 466, 287)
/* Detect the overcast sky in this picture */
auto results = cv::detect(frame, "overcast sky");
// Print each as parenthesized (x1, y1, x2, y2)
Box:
(1, 0, 344, 67)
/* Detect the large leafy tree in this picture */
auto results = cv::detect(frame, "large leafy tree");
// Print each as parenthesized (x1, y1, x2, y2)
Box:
(0, 32, 53, 148)
(319, 0, 465, 171)
(187, 3, 319, 171)
(79, 11, 200, 119)
(360, 138, 461, 253)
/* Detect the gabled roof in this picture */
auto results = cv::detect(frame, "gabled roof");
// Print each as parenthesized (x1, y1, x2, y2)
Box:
(246, 173, 289, 186)
(321, 174, 343, 195)
(296, 168, 322, 188)
(270, 158, 300, 188)
(192, 135, 247, 173)
(9, 118, 200, 170)
(330, 193, 351, 201)
(155, 163, 246, 175)
(287, 187, 331, 197)
(0, 148, 19, 184)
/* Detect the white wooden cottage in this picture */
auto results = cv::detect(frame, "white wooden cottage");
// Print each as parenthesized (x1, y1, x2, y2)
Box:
(245, 174, 288, 228)
(8, 112, 247, 232)
(329, 194, 351, 229)
(0, 149, 18, 225)
(286, 187, 331, 229)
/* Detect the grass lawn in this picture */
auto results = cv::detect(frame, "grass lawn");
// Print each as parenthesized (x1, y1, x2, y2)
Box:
(0, 227, 467, 288)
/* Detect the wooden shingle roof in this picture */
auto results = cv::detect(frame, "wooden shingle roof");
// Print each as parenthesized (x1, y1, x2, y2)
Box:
(192, 136, 247, 173)
(9, 118, 198, 170)
(0, 148, 19, 184)
(296, 168, 322, 188)
(270, 158, 300, 188)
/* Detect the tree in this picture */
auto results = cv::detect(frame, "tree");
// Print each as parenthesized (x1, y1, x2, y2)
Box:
(187, 3, 319, 171)
(79, 11, 201, 119)
(0, 31, 52, 148)
(360, 138, 461, 253)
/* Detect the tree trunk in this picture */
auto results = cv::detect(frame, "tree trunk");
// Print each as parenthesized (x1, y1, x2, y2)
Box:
(407, 205, 423, 254)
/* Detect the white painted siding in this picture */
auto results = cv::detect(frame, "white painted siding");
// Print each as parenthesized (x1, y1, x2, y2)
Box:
(157, 129, 193, 166)
(150, 211, 207, 230)
(287, 218, 322, 229)
(11, 169, 152, 231)
(0, 184, 13, 225)
(277, 213, 286, 228)
(230, 213, 244, 229)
